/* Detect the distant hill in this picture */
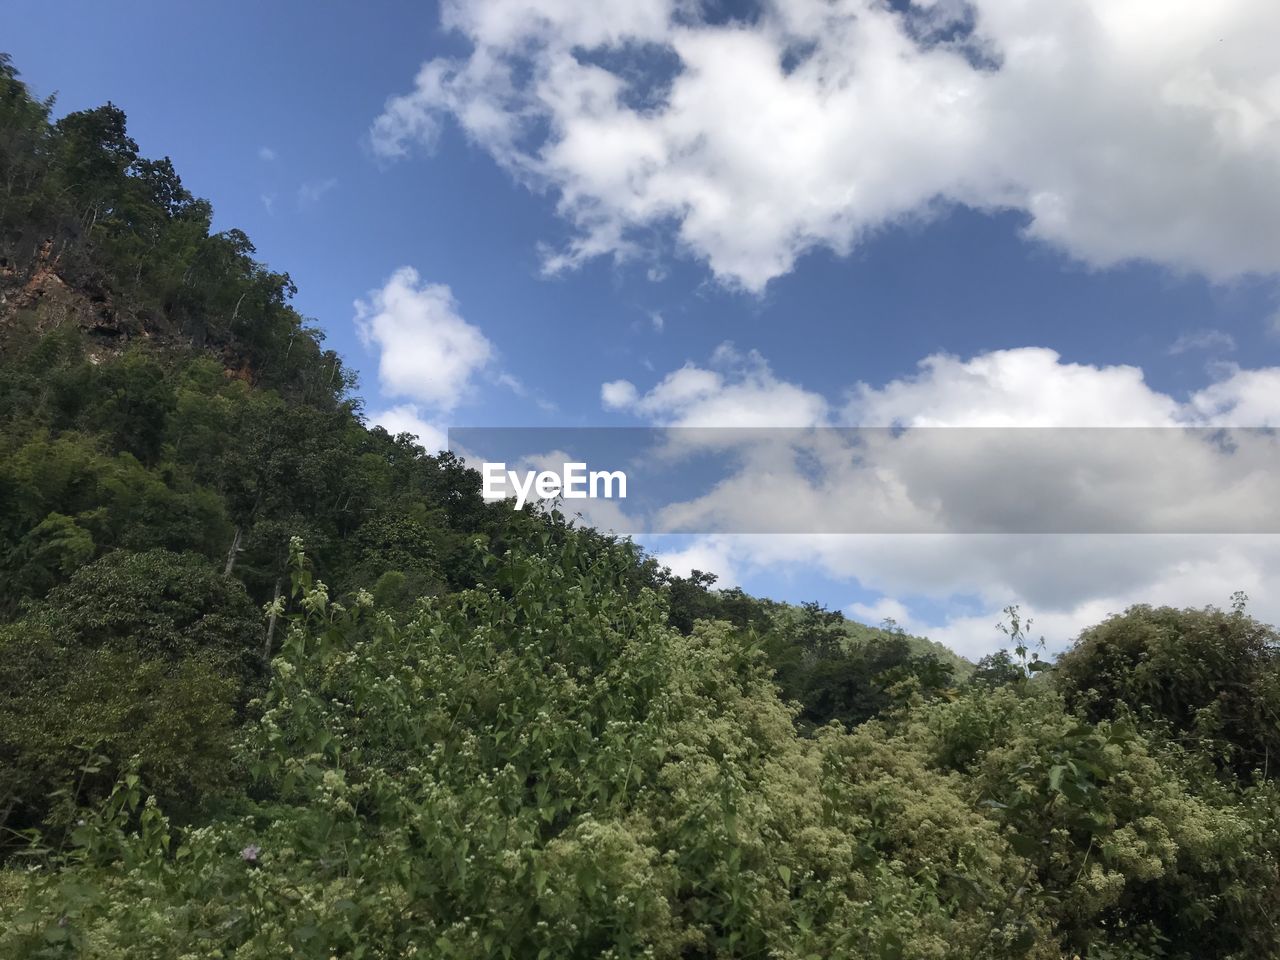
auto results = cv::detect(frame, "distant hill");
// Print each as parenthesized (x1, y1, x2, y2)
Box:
(842, 618, 976, 679)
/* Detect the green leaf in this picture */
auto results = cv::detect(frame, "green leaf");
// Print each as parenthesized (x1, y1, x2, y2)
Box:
(1048, 764, 1065, 793)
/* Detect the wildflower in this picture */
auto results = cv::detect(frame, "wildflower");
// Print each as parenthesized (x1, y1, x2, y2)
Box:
(241, 843, 262, 864)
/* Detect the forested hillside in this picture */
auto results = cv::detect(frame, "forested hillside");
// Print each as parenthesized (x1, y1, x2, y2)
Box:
(2, 55, 1280, 959)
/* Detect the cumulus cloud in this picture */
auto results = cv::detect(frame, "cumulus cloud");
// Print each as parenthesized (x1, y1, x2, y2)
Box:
(601, 379, 639, 410)
(356, 267, 494, 411)
(607, 343, 1280, 430)
(648, 536, 741, 587)
(610, 345, 1280, 655)
(609, 346, 1280, 536)
(368, 403, 450, 452)
(356, 268, 497, 452)
(847, 596, 915, 631)
(683, 532, 1280, 660)
(1186, 366, 1280, 426)
(841, 346, 1280, 429)
(371, 0, 1280, 291)
(602, 343, 828, 426)
(844, 348, 1183, 427)
(844, 348, 1280, 430)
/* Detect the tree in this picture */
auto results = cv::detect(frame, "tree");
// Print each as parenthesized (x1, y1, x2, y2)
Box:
(0, 549, 259, 837)
(1055, 602, 1280, 776)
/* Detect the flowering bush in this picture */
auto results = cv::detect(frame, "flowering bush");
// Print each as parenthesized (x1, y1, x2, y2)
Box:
(2, 536, 1277, 959)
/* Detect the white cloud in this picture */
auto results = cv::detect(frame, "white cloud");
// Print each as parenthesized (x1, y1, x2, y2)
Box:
(649, 536, 740, 587)
(368, 403, 449, 453)
(617, 344, 1280, 656)
(370, 64, 446, 160)
(607, 342, 1271, 430)
(847, 596, 916, 631)
(601, 379, 639, 410)
(1168, 328, 1236, 355)
(844, 348, 1183, 427)
(495, 371, 559, 413)
(603, 342, 828, 426)
(373, 0, 1280, 291)
(621, 346, 1280, 537)
(355, 267, 494, 412)
(687, 532, 1280, 661)
(258, 146, 277, 162)
(1187, 366, 1280, 426)
(840, 346, 1280, 429)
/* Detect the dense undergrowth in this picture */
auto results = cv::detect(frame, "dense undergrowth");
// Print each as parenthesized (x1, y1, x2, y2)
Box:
(5, 537, 1280, 959)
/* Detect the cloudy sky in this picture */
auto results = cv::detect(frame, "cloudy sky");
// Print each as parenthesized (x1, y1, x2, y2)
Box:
(11, 0, 1280, 657)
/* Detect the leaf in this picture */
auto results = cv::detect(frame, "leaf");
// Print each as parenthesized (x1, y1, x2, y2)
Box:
(1048, 764, 1065, 793)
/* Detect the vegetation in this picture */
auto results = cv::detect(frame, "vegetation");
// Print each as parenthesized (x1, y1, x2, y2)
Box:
(2, 55, 1279, 958)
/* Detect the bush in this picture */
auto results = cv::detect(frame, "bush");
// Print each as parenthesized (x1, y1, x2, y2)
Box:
(1054, 603, 1280, 776)
(919, 683, 1280, 959)
(0, 549, 259, 838)
(0, 536, 1053, 959)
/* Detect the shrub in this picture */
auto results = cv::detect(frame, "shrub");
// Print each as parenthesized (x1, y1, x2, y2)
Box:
(1054, 603, 1280, 776)
(1, 537, 1054, 959)
(0, 549, 259, 838)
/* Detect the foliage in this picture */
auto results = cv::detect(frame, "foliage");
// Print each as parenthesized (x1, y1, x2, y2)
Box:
(919, 684, 1280, 958)
(3, 52, 1280, 959)
(665, 576, 963, 731)
(1055, 603, 1280, 776)
(0, 537, 1051, 959)
(0, 550, 259, 836)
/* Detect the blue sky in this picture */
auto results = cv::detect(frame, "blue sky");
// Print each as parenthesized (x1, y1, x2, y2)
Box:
(10, 0, 1280, 656)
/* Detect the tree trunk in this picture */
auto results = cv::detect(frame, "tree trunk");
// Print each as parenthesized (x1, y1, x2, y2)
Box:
(263, 577, 282, 662)
(223, 525, 242, 576)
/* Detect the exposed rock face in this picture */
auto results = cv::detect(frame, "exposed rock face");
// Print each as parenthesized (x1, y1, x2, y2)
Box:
(1, 243, 260, 381)
(0, 241, 133, 360)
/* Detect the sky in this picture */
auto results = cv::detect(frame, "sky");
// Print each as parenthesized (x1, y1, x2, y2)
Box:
(9, 0, 1280, 658)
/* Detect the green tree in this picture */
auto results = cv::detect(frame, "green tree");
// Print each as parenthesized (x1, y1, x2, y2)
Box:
(0, 549, 259, 838)
(1055, 603, 1280, 776)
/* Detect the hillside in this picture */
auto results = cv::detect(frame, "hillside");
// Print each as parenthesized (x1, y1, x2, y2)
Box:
(3, 54, 1280, 960)
(841, 618, 976, 680)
